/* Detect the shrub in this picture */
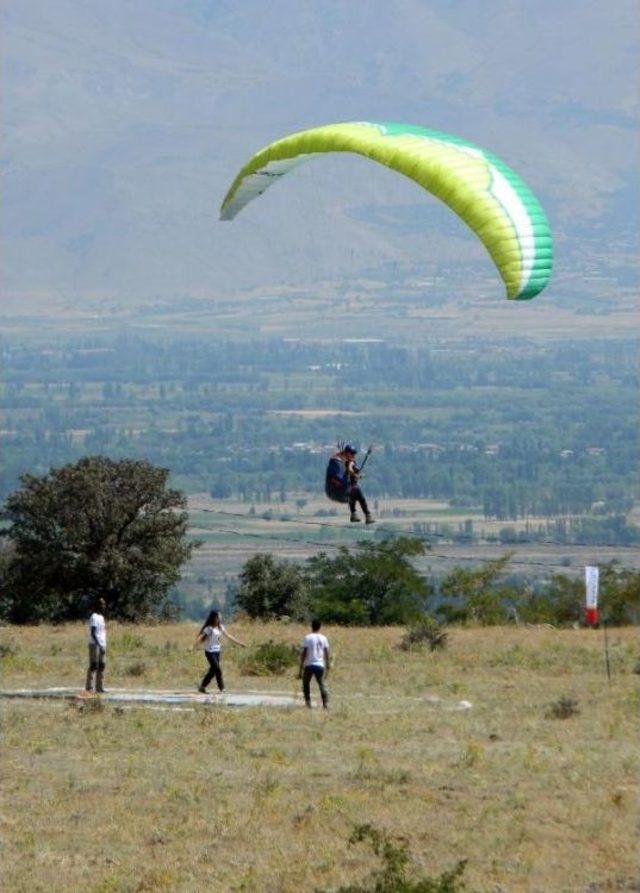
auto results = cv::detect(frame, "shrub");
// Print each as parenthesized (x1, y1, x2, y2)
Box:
(319, 823, 472, 893)
(436, 555, 513, 626)
(546, 695, 579, 720)
(308, 537, 431, 626)
(399, 617, 448, 652)
(239, 640, 298, 676)
(124, 661, 146, 677)
(0, 642, 18, 659)
(236, 554, 308, 619)
(112, 631, 145, 653)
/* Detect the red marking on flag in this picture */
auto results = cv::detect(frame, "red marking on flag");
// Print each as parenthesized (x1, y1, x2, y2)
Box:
(585, 607, 599, 627)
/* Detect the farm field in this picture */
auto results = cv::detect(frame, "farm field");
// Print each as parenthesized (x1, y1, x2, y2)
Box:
(1, 622, 637, 892)
(1, 281, 638, 344)
(181, 494, 640, 612)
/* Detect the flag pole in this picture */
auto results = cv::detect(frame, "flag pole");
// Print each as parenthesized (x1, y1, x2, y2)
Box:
(602, 619, 612, 685)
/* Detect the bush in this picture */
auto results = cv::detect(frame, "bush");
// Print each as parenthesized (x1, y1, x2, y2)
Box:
(0, 642, 18, 659)
(111, 631, 145, 653)
(399, 617, 448, 652)
(319, 824, 472, 893)
(236, 554, 308, 619)
(517, 575, 583, 626)
(239, 640, 298, 676)
(307, 538, 431, 626)
(436, 555, 512, 626)
(546, 695, 579, 720)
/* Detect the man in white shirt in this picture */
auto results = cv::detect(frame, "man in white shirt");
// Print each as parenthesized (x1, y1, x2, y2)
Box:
(85, 597, 107, 693)
(299, 619, 330, 709)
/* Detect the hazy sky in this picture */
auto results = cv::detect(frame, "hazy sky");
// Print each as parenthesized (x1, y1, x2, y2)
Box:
(3, 0, 638, 301)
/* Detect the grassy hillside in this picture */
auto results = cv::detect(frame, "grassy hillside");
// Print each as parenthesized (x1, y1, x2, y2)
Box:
(1, 622, 637, 891)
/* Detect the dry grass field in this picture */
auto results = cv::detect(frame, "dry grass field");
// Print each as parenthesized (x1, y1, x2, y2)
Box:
(1, 622, 638, 892)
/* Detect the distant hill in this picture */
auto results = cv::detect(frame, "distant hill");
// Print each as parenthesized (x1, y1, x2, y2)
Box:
(2, 0, 638, 310)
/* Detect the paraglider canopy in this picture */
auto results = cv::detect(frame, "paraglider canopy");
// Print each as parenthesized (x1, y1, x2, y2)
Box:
(220, 121, 553, 301)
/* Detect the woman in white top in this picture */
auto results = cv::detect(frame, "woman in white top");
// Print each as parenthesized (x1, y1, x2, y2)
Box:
(194, 610, 246, 693)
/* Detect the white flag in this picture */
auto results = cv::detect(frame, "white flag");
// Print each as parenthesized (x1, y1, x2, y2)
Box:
(585, 566, 599, 609)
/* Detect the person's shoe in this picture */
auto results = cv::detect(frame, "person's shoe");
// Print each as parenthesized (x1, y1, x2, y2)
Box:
(96, 687, 106, 694)
(350, 513, 361, 522)
(198, 686, 207, 693)
(365, 514, 375, 524)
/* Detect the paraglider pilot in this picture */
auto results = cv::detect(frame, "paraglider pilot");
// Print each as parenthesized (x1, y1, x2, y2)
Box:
(326, 445, 374, 523)
(344, 445, 374, 524)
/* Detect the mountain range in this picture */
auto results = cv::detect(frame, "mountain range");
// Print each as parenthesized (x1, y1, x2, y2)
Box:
(3, 0, 638, 313)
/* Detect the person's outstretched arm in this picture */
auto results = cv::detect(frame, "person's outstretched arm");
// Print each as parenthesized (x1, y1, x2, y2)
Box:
(222, 628, 246, 647)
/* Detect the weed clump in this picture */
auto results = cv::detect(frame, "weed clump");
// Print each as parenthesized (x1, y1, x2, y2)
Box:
(0, 642, 18, 659)
(399, 618, 448, 652)
(351, 749, 411, 788)
(546, 695, 580, 720)
(112, 631, 145, 653)
(124, 661, 146, 677)
(239, 640, 298, 676)
(320, 823, 471, 892)
(76, 697, 105, 715)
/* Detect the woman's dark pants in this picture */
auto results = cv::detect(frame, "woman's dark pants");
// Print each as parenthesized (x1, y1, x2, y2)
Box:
(201, 651, 224, 691)
(302, 665, 329, 708)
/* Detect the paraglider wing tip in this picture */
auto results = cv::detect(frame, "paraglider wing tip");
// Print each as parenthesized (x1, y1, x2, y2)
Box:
(219, 192, 239, 220)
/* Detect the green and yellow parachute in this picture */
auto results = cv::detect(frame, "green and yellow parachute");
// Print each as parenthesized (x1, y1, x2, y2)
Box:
(220, 121, 552, 300)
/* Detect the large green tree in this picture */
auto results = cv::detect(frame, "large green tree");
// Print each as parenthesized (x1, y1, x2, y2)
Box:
(2, 456, 194, 622)
(306, 537, 431, 625)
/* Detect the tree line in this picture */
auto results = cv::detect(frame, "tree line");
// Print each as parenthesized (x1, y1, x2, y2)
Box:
(1, 334, 636, 529)
(233, 544, 640, 628)
(2, 455, 638, 626)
